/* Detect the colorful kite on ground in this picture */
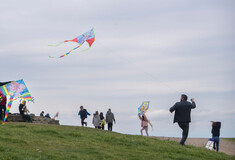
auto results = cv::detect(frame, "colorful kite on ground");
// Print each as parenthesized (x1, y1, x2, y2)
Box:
(138, 101, 150, 116)
(49, 28, 95, 58)
(52, 112, 59, 120)
(0, 79, 34, 124)
(205, 138, 214, 150)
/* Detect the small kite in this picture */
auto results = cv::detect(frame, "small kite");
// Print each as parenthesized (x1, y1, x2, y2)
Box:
(205, 138, 214, 150)
(52, 112, 59, 120)
(0, 79, 34, 124)
(49, 28, 95, 58)
(138, 101, 150, 116)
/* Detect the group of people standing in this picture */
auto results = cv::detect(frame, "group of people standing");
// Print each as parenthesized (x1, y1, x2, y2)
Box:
(78, 106, 115, 131)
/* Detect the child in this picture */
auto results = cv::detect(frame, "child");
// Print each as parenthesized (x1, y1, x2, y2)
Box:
(211, 121, 221, 152)
(138, 113, 150, 136)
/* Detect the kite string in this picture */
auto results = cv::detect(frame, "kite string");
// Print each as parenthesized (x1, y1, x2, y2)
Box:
(48, 41, 65, 47)
(96, 41, 180, 94)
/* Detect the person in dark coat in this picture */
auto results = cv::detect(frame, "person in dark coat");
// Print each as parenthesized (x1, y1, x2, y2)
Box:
(78, 106, 91, 126)
(211, 121, 221, 152)
(40, 111, 44, 117)
(169, 94, 196, 145)
(45, 113, 51, 118)
(106, 108, 115, 131)
(0, 81, 12, 120)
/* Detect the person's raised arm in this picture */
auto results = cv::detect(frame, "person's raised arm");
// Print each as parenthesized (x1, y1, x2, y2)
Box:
(190, 98, 196, 109)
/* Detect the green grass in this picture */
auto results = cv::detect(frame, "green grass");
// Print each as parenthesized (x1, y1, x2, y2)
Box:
(0, 123, 234, 160)
(223, 138, 235, 143)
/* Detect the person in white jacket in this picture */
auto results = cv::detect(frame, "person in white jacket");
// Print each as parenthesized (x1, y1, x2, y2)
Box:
(92, 111, 100, 128)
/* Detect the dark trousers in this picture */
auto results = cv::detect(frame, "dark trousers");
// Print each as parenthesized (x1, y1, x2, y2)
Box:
(0, 105, 6, 120)
(108, 122, 113, 131)
(178, 122, 189, 145)
(81, 118, 87, 126)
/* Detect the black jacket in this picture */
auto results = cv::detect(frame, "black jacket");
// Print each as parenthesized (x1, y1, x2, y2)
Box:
(212, 122, 221, 137)
(170, 101, 196, 123)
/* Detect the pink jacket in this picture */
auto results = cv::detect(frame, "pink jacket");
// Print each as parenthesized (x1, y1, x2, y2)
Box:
(139, 115, 149, 127)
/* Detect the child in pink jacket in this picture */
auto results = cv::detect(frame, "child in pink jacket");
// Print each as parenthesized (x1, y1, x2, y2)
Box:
(138, 113, 150, 136)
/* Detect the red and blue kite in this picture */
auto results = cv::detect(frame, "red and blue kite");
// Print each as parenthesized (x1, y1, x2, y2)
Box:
(49, 28, 95, 58)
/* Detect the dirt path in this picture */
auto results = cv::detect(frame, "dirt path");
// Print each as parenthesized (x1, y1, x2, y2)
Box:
(155, 137, 235, 156)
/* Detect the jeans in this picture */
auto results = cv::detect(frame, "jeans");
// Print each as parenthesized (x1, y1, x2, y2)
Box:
(213, 136, 220, 152)
(178, 122, 189, 145)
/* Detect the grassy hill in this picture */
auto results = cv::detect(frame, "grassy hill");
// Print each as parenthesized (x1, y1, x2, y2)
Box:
(0, 123, 234, 160)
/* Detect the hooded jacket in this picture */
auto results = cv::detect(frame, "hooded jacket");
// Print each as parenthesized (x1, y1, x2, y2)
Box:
(93, 114, 101, 127)
(106, 111, 115, 123)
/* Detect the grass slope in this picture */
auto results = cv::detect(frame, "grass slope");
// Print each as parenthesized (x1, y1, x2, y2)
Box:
(0, 123, 234, 160)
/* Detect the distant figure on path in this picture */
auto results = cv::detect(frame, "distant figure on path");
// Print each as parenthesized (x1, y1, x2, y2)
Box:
(40, 111, 44, 117)
(169, 94, 196, 145)
(92, 111, 100, 128)
(78, 106, 91, 127)
(138, 113, 150, 136)
(19, 100, 32, 122)
(211, 121, 221, 152)
(106, 108, 115, 131)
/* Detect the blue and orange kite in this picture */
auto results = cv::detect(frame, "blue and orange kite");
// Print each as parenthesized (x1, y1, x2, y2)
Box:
(49, 28, 95, 58)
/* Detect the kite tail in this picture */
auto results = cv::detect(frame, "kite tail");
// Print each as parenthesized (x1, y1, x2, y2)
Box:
(49, 45, 81, 59)
(48, 41, 65, 47)
(2, 96, 14, 125)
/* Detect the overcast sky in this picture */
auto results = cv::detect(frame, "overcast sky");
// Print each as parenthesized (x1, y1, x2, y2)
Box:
(1, 0, 235, 138)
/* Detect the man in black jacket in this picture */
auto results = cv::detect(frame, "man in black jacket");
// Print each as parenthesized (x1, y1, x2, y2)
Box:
(169, 94, 196, 145)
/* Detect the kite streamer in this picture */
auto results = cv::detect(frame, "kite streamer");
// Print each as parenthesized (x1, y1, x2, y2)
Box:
(49, 28, 95, 59)
(2, 96, 14, 125)
(138, 101, 150, 116)
(52, 112, 59, 120)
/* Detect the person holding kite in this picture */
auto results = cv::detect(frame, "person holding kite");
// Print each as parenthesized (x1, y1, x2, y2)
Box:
(0, 92, 7, 120)
(211, 121, 221, 152)
(0, 81, 12, 120)
(138, 113, 151, 136)
(169, 94, 196, 145)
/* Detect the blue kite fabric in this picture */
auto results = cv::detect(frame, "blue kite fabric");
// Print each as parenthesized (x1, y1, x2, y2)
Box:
(138, 101, 150, 116)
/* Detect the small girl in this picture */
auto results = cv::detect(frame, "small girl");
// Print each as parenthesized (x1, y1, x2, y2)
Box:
(138, 113, 150, 136)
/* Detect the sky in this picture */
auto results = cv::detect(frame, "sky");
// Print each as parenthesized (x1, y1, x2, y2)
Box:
(1, 0, 235, 138)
